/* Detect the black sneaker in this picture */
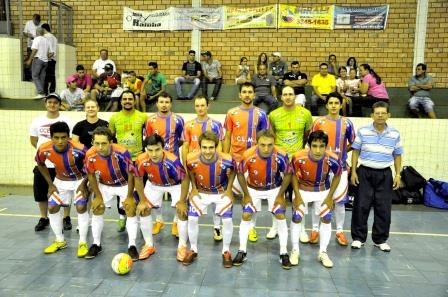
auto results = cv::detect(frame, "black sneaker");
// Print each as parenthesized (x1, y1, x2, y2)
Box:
(279, 254, 292, 270)
(128, 245, 139, 262)
(63, 216, 72, 231)
(85, 244, 102, 259)
(232, 250, 247, 266)
(35, 217, 49, 232)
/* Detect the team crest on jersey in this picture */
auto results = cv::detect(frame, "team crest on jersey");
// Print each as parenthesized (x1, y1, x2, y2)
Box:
(143, 161, 150, 167)
(249, 158, 256, 163)
(44, 151, 51, 157)
(198, 174, 204, 180)
(231, 110, 238, 116)
(253, 169, 258, 176)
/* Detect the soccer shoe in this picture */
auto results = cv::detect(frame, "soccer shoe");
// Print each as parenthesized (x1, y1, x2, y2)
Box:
(222, 251, 233, 268)
(213, 227, 223, 241)
(232, 250, 247, 266)
(128, 245, 139, 261)
(248, 228, 258, 242)
(290, 249, 300, 266)
(85, 244, 102, 259)
(182, 250, 198, 266)
(139, 244, 156, 260)
(309, 230, 319, 244)
(318, 252, 334, 268)
(35, 217, 49, 232)
(266, 227, 278, 239)
(44, 240, 67, 254)
(351, 240, 365, 249)
(299, 231, 310, 243)
(77, 242, 89, 258)
(63, 216, 72, 231)
(335, 232, 349, 246)
(176, 245, 187, 262)
(171, 222, 179, 237)
(152, 221, 165, 235)
(279, 254, 292, 270)
(117, 217, 126, 232)
(374, 242, 391, 252)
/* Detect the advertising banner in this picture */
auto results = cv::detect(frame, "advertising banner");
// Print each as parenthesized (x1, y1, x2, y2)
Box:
(278, 5, 333, 30)
(223, 5, 277, 30)
(333, 5, 389, 30)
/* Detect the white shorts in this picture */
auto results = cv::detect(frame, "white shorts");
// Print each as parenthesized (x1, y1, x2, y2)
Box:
(188, 193, 233, 218)
(246, 187, 280, 212)
(98, 183, 128, 208)
(144, 183, 181, 208)
(332, 170, 348, 203)
(232, 173, 248, 194)
(49, 178, 85, 207)
(296, 189, 332, 220)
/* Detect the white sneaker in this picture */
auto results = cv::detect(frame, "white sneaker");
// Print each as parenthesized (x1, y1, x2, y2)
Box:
(290, 249, 300, 266)
(33, 94, 45, 99)
(299, 231, 309, 243)
(318, 251, 333, 268)
(374, 242, 391, 252)
(266, 227, 278, 239)
(351, 240, 364, 249)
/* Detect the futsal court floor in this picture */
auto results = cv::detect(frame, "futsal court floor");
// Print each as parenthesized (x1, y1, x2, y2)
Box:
(0, 194, 447, 297)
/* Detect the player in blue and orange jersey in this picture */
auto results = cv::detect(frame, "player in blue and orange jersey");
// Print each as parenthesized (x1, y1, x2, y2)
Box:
(290, 131, 342, 268)
(232, 130, 293, 269)
(143, 92, 185, 234)
(182, 95, 225, 242)
(310, 92, 355, 246)
(83, 127, 139, 260)
(128, 134, 189, 262)
(179, 131, 236, 268)
(35, 121, 89, 257)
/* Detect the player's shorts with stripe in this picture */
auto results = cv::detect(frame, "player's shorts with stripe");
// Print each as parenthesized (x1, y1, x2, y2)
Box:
(48, 178, 86, 207)
(332, 170, 348, 204)
(243, 187, 285, 215)
(297, 189, 332, 221)
(98, 183, 128, 208)
(188, 193, 233, 218)
(144, 183, 181, 208)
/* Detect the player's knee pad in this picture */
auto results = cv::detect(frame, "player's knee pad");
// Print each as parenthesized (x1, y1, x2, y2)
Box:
(241, 212, 252, 221)
(292, 204, 305, 223)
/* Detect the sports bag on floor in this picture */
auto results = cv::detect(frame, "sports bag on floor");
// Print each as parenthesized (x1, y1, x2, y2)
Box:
(424, 179, 448, 209)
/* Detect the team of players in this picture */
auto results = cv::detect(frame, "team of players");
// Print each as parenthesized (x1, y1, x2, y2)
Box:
(36, 82, 354, 269)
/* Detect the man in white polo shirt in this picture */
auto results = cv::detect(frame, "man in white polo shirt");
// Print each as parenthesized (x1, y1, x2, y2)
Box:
(92, 49, 116, 79)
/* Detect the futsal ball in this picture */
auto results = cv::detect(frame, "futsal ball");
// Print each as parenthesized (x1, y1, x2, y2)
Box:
(111, 253, 133, 275)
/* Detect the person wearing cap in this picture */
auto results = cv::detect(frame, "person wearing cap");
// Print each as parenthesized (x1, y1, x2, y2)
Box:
(175, 50, 202, 100)
(200, 51, 222, 101)
(92, 49, 116, 78)
(41, 23, 57, 95)
(60, 75, 86, 111)
(269, 52, 288, 97)
(141, 62, 167, 112)
(91, 63, 121, 107)
(29, 93, 73, 232)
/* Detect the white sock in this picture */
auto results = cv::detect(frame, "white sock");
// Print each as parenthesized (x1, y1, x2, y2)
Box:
(271, 214, 278, 230)
(188, 216, 199, 252)
(213, 213, 221, 228)
(239, 220, 251, 252)
(177, 219, 188, 247)
(277, 219, 288, 254)
(126, 216, 138, 247)
(312, 202, 320, 230)
(290, 221, 301, 251)
(301, 215, 306, 234)
(334, 202, 345, 232)
(139, 215, 153, 247)
(77, 211, 89, 244)
(319, 222, 331, 253)
(152, 207, 163, 222)
(91, 215, 103, 245)
(250, 212, 258, 229)
(222, 217, 233, 253)
(173, 214, 178, 223)
(49, 210, 64, 241)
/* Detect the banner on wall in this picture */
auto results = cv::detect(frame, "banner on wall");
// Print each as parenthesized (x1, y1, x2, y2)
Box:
(278, 5, 333, 30)
(333, 5, 389, 30)
(123, 7, 173, 31)
(222, 5, 277, 30)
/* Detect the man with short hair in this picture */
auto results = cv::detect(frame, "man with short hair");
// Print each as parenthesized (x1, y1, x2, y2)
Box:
(252, 64, 278, 114)
(200, 51, 222, 101)
(269, 52, 288, 87)
(350, 101, 402, 252)
(141, 62, 167, 111)
(283, 61, 308, 106)
(41, 23, 57, 95)
(23, 14, 41, 52)
(124, 71, 143, 111)
(72, 65, 93, 95)
(92, 49, 116, 78)
(175, 50, 202, 100)
(91, 63, 121, 110)
(408, 63, 436, 119)
(311, 63, 337, 115)
(232, 129, 292, 269)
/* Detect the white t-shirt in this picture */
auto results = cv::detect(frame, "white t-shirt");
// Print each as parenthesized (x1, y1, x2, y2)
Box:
(23, 20, 40, 47)
(60, 88, 84, 111)
(29, 114, 73, 167)
(44, 33, 58, 61)
(31, 36, 52, 62)
(92, 59, 116, 76)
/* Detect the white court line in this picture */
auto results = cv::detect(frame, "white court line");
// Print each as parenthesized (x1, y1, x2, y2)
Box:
(1, 211, 448, 238)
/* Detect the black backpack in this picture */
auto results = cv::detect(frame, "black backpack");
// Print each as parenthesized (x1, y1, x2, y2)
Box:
(401, 166, 427, 191)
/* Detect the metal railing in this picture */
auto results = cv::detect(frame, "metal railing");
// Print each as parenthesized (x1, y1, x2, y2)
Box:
(48, 0, 74, 45)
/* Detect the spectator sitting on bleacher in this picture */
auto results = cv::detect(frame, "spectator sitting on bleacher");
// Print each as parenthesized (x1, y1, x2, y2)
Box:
(200, 51, 222, 101)
(92, 49, 116, 79)
(269, 52, 288, 95)
(235, 56, 251, 85)
(175, 50, 202, 100)
(60, 75, 86, 111)
(141, 62, 167, 112)
(72, 64, 93, 95)
(252, 64, 278, 114)
(256, 52, 268, 75)
(311, 63, 336, 115)
(327, 54, 339, 76)
(283, 60, 307, 106)
(123, 71, 143, 110)
(346, 57, 359, 77)
(336, 66, 351, 115)
(408, 63, 436, 119)
(91, 63, 121, 110)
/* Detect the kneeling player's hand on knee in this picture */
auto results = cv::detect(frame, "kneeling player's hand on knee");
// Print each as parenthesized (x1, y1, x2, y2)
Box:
(91, 196, 105, 211)
(224, 189, 234, 203)
(176, 200, 188, 217)
(242, 194, 253, 207)
(48, 184, 58, 197)
(123, 196, 136, 213)
(136, 201, 150, 216)
(274, 195, 286, 209)
(292, 197, 304, 211)
(322, 197, 333, 210)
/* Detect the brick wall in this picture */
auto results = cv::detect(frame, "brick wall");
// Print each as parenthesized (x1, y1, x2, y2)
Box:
(11, 0, 448, 88)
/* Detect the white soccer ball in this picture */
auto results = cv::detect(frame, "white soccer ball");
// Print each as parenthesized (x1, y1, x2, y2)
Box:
(111, 253, 133, 275)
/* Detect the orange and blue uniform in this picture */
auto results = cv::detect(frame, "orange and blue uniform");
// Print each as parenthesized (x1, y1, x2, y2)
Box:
(184, 117, 224, 153)
(84, 144, 132, 186)
(35, 140, 86, 181)
(291, 149, 342, 192)
(224, 106, 269, 161)
(186, 151, 235, 194)
(311, 116, 355, 168)
(144, 112, 184, 157)
(238, 145, 292, 191)
(135, 150, 185, 187)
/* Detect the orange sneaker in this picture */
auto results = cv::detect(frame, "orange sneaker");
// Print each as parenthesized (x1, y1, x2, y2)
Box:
(152, 221, 165, 235)
(222, 251, 233, 268)
(138, 244, 156, 260)
(171, 222, 179, 237)
(182, 250, 198, 266)
(336, 232, 349, 246)
(177, 245, 187, 262)
(309, 230, 319, 244)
